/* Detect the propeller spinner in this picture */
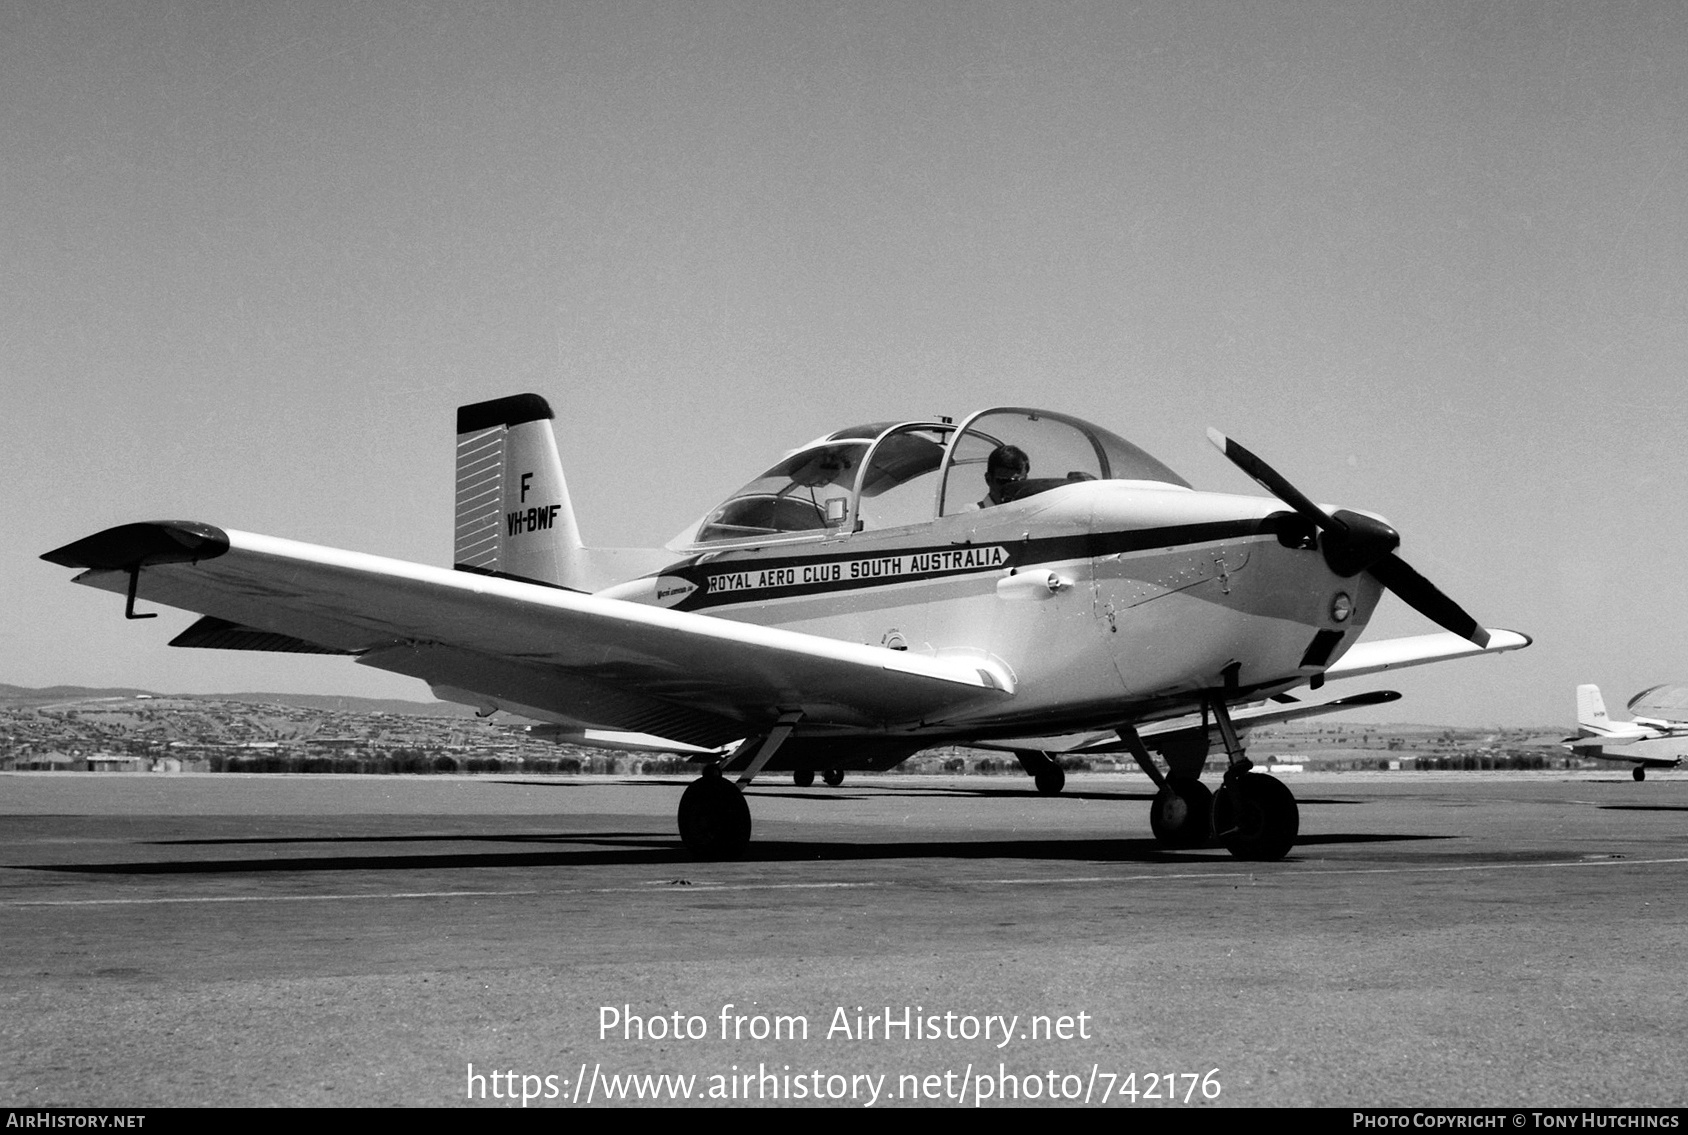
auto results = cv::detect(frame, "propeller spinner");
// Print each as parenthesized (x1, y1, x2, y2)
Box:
(1206, 428, 1490, 648)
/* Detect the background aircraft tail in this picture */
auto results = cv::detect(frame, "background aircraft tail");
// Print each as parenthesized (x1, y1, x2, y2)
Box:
(1577, 684, 1611, 729)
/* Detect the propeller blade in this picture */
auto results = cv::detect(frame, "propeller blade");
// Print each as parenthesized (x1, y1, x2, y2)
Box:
(1207, 427, 1491, 648)
(1206, 427, 1341, 534)
(1369, 553, 1490, 648)
(1207, 429, 1398, 574)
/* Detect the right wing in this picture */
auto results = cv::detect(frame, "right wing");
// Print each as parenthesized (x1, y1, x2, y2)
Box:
(43, 522, 1014, 748)
(1322, 629, 1531, 681)
(969, 690, 1403, 756)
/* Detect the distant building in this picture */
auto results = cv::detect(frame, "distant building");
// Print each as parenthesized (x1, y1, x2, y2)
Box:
(89, 755, 149, 773)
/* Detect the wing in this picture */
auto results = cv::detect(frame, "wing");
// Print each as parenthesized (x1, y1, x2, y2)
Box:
(1565, 724, 1655, 746)
(42, 522, 1013, 748)
(970, 690, 1403, 755)
(1321, 630, 1531, 681)
(1629, 715, 1688, 738)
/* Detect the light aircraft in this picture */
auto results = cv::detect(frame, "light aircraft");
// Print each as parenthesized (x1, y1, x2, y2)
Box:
(1563, 684, 1686, 780)
(42, 395, 1529, 860)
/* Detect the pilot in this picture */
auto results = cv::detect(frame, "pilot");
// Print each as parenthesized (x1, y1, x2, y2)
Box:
(978, 444, 1030, 507)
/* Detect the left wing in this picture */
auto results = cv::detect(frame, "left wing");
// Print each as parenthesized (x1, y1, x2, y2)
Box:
(43, 522, 1013, 747)
(972, 690, 1403, 756)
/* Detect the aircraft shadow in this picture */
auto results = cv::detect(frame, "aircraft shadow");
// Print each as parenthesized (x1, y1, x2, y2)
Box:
(490, 779, 1365, 805)
(494, 778, 1151, 802)
(17, 832, 1449, 875)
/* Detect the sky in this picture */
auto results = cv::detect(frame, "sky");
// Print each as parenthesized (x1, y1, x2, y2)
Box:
(4, 1, 1685, 727)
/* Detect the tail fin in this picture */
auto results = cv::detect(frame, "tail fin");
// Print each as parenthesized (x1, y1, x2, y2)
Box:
(1577, 684, 1610, 729)
(454, 394, 588, 590)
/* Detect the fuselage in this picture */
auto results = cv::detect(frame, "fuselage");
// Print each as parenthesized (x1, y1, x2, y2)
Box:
(603, 477, 1384, 741)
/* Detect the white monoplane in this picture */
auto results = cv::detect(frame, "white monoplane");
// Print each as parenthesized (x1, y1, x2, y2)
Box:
(44, 395, 1529, 859)
(1564, 684, 1687, 780)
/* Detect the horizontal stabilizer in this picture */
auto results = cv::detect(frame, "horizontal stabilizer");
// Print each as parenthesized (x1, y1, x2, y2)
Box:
(1567, 724, 1651, 745)
(525, 725, 727, 756)
(169, 616, 357, 655)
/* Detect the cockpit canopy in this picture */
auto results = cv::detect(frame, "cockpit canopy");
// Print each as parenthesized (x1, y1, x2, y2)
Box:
(679, 407, 1191, 547)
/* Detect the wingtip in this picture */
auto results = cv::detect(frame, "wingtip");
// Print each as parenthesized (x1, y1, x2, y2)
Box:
(41, 521, 230, 570)
(1479, 628, 1532, 651)
(1205, 426, 1228, 451)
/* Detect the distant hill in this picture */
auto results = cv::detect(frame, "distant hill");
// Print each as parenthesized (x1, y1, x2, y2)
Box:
(186, 692, 480, 717)
(0, 684, 475, 717)
(0, 683, 160, 706)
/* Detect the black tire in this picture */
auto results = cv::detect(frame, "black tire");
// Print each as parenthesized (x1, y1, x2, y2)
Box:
(793, 769, 815, 787)
(1149, 778, 1213, 848)
(822, 769, 845, 787)
(1634, 767, 1646, 782)
(678, 772, 751, 858)
(1034, 765, 1066, 795)
(1212, 772, 1298, 861)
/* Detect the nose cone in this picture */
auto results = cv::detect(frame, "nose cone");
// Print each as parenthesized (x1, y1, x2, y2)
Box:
(1322, 509, 1401, 577)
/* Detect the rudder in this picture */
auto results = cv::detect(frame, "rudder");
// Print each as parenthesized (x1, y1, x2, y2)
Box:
(1577, 684, 1609, 728)
(455, 393, 587, 590)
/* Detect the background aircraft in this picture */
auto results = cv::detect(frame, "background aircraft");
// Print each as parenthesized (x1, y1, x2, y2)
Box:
(1563, 684, 1687, 780)
(43, 394, 1528, 860)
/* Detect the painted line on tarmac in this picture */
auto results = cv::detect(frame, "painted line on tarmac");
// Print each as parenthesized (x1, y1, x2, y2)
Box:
(0, 882, 889, 907)
(980, 855, 1688, 887)
(1297, 855, 1688, 877)
(2, 890, 542, 907)
(7, 857, 1684, 908)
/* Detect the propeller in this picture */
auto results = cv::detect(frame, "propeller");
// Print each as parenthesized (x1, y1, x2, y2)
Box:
(1206, 428, 1489, 648)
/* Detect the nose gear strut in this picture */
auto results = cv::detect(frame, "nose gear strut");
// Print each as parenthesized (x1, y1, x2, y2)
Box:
(1204, 693, 1299, 861)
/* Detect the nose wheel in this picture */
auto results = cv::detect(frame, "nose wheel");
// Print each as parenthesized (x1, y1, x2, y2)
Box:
(793, 769, 815, 787)
(822, 769, 845, 786)
(1634, 767, 1646, 782)
(1149, 778, 1212, 848)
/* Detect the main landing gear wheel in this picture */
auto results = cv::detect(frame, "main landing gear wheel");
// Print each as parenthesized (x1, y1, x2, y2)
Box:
(1211, 772, 1298, 861)
(822, 769, 845, 786)
(793, 769, 815, 787)
(1014, 749, 1066, 795)
(1149, 778, 1212, 849)
(678, 767, 751, 859)
(1634, 767, 1646, 782)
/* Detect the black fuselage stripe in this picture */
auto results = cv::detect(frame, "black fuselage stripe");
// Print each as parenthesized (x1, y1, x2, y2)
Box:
(667, 518, 1276, 612)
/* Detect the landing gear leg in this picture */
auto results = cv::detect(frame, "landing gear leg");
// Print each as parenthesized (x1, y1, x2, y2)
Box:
(1119, 725, 1209, 848)
(1206, 694, 1298, 861)
(1012, 750, 1066, 795)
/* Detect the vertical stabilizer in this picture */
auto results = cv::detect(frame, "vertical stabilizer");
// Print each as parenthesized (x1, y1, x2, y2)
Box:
(455, 394, 588, 590)
(1577, 684, 1610, 729)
